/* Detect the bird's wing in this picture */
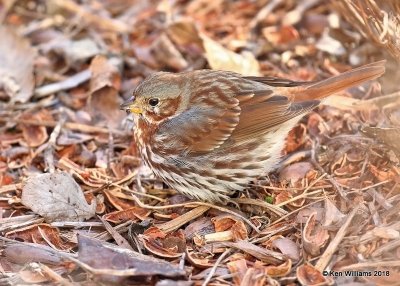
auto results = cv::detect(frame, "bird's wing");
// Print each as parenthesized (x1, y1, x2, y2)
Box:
(156, 96, 241, 153)
(231, 91, 319, 143)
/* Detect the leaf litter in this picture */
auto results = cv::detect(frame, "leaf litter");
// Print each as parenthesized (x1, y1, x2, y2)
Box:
(0, 0, 399, 285)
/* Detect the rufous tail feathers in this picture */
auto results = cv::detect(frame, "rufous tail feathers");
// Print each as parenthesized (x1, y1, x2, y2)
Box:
(291, 60, 386, 102)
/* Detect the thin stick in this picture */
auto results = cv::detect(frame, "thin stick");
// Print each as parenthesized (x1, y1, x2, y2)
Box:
(45, 113, 66, 173)
(315, 204, 362, 271)
(202, 249, 231, 286)
(0, 117, 124, 135)
(130, 194, 260, 233)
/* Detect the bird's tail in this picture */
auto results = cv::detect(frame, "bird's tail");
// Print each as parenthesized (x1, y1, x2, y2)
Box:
(290, 60, 386, 102)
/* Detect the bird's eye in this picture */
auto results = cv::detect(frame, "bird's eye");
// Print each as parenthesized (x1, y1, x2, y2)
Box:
(148, 98, 159, 107)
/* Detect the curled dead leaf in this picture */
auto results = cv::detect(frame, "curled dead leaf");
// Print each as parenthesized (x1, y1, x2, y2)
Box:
(262, 25, 300, 45)
(0, 26, 35, 103)
(19, 111, 52, 147)
(271, 237, 300, 262)
(265, 259, 292, 278)
(231, 220, 248, 241)
(78, 235, 185, 283)
(6, 223, 74, 250)
(88, 55, 124, 128)
(227, 258, 248, 285)
(323, 199, 345, 227)
(103, 206, 151, 223)
(167, 20, 260, 75)
(279, 162, 314, 184)
(369, 164, 399, 182)
(297, 264, 334, 286)
(285, 124, 307, 153)
(141, 230, 186, 259)
(302, 212, 329, 256)
(184, 217, 215, 240)
(212, 214, 245, 232)
(151, 34, 188, 70)
(185, 250, 214, 269)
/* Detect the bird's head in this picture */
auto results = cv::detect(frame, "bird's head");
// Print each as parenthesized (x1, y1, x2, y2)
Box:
(120, 72, 190, 124)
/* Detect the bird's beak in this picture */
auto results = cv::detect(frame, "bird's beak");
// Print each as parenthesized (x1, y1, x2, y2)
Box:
(120, 96, 142, 114)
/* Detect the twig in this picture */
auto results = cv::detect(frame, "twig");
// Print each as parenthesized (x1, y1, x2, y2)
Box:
(130, 194, 260, 233)
(233, 198, 288, 217)
(34, 69, 91, 98)
(53, 0, 129, 33)
(202, 249, 231, 286)
(107, 129, 114, 172)
(250, 0, 284, 29)
(99, 216, 134, 251)
(270, 198, 326, 225)
(45, 112, 66, 173)
(339, 260, 400, 270)
(344, 180, 391, 193)
(0, 117, 125, 135)
(0, 183, 22, 193)
(315, 204, 362, 271)
(275, 173, 328, 208)
(158, 206, 210, 233)
(36, 263, 74, 286)
(51, 221, 104, 228)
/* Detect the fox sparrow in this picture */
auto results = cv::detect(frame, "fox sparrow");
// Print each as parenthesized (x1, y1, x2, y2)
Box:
(121, 61, 385, 202)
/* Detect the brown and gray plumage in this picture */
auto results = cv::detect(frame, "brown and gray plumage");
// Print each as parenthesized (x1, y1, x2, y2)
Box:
(121, 61, 385, 202)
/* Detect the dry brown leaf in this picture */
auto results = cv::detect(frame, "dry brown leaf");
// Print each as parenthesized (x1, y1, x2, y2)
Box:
(262, 25, 299, 45)
(19, 268, 52, 284)
(241, 267, 266, 286)
(5, 224, 74, 250)
(88, 55, 124, 128)
(141, 230, 186, 259)
(4, 244, 62, 266)
(285, 124, 307, 153)
(22, 172, 96, 222)
(323, 199, 346, 227)
(0, 26, 35, 103)
(372, 227, 400, 239)
(264, 259, 292, 278)
(369, 164, 399, 182)
(201, 34, 260, 75)
(279, 162, 314, 184)
(271, 237, 300, 262)
(227, 258, 248, 286)
(224, 241, 285, 265)
(103, 207, 151, 223)
(365, 269, 400, 286)
(19, 111, 52, 147)
(151, 33, 188, 70)
(297, 264, 334, 286)
(78, 235, 185, 283)
(144, 226, 167, 239)
(302, 212, 329, 256)
(231, 220, 248, 241)
(212, 214, 241, 232)
(168, 20, 260, 75)
(185, 250, 215, 269)
(167, 21, 204, 49)
(104, 190, 136, 210)
(184, 217, 215, 240)
(362, 126, 400, 156)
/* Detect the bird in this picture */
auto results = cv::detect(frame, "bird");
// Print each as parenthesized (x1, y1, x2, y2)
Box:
(120, 61, 385, 202)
